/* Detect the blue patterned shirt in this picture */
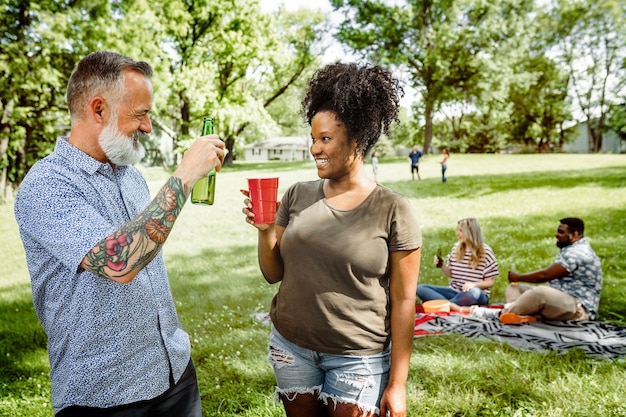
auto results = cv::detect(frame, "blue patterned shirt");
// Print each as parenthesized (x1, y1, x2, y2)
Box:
(547, 237, 603, 319)
(14, 137, 190, 413)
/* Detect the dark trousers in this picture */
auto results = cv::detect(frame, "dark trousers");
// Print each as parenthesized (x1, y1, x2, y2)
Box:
(56, 359, 202, 417)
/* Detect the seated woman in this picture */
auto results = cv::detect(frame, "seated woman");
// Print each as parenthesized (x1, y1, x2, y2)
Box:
(418, 218, 498, 312)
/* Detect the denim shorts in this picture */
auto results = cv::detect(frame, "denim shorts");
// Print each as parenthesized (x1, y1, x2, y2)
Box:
(268, 324, 390, 414)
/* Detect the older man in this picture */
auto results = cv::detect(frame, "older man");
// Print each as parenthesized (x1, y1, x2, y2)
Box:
(15, 51, 224, 416)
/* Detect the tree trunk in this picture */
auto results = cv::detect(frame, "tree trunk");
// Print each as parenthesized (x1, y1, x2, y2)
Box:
(0, 97, 14, 197)
(0, 137, 8, 198)
(176, 90, 191, 166)
(224, 136, 235, 166)
(593, 115, 605, 153)
(423, 101, 434, 154)
(586, 119, 603, 153)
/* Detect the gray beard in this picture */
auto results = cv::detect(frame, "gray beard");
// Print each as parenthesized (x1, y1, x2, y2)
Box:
(98, 120, 146, 166)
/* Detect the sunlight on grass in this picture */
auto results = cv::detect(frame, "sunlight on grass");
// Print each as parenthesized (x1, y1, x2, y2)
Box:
(1, 153, 625, 416)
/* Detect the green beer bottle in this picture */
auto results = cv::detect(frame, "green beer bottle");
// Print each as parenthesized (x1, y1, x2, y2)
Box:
(191, 117, 216, 205)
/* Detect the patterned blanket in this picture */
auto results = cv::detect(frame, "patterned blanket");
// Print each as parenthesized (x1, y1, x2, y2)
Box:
(414, 307, 626, 360)
(255, 309, 626, 359)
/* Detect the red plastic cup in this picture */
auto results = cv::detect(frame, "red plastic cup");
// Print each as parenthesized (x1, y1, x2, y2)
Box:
(247, 178, 279, 224)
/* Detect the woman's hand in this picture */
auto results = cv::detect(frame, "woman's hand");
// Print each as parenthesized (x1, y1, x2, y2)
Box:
(241, 189, 285, 283)
(379, 383, 407, 417)
(240, 189, 278, 231)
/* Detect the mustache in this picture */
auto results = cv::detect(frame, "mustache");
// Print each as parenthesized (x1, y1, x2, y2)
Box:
(131, 130, 148, 141)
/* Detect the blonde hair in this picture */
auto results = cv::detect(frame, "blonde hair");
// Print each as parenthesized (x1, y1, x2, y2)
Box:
(454, 218, 485, 269)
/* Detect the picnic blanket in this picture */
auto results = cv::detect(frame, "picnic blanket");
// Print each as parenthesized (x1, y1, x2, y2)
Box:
(253, 309, 626, 359)
(414, 306, 626, 360)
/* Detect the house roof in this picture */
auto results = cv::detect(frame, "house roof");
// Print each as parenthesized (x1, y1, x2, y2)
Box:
(244, 136, 310, 150)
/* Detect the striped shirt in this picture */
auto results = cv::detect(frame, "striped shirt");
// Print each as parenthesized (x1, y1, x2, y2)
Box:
(447, 243, 498, 295)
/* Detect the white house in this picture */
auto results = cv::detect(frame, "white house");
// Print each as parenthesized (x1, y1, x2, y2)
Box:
(563, 121, 624, 153)
(244, 136, 312, 161)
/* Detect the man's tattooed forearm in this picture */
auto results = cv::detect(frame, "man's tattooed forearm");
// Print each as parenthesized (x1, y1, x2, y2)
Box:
(85, 176, 187, 278)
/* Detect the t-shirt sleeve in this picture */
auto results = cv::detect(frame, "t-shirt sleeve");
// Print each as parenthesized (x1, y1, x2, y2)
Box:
(388, 196, 421, 252)
(555, 247, 578, 274)
(275, 184, 295, 228)
(482, 246, 499, 279)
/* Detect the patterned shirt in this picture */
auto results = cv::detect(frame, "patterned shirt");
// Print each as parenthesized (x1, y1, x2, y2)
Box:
(14, 137, 190, 413)
(548, 237, 603, 319)
(447, 243, 498, 296)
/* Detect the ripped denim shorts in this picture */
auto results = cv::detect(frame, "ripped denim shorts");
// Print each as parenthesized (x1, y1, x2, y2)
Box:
(268, 324, 390, 415)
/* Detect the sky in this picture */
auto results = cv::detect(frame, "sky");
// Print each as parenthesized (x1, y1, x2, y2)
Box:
(259, 0, 332, 12)
(260, 0, 345, 64)
(259, 0, 417, 107)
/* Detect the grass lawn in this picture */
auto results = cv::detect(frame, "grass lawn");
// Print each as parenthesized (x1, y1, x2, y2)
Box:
(1, 153, 625, 416)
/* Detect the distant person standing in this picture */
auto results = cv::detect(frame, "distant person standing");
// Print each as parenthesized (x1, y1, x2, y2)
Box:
(408, 145, 423, 181)
(372, 150, 379, 181)
(440, 149, 449, 183)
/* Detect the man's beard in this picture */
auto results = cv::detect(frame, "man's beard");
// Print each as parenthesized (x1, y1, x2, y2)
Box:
(556, 239, 572, 249)
(98, 118, 146, 166)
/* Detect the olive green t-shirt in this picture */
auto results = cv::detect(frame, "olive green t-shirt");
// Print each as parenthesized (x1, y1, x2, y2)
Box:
(272, 180, 422, 355)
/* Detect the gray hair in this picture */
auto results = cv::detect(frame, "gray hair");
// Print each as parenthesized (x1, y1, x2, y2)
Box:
(66, 51, 153, 121)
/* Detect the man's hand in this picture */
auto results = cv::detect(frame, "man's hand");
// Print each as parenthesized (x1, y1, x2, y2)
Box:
(174, 135, 225, 191)
(508, 270, 520, 283)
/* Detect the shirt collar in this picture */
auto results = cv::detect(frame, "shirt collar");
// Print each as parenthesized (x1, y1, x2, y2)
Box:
(55, 136, 111, 175)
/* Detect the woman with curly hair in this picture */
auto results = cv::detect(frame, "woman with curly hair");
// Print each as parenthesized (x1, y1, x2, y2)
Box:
(242, 62, 422, 417)
(417, 218, 498, 311)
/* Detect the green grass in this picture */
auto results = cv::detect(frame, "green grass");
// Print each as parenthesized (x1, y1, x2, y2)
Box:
(1, 153, 625, 416)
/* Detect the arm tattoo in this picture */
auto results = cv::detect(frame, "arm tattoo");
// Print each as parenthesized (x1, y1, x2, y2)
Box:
(84, 176, 187, 281)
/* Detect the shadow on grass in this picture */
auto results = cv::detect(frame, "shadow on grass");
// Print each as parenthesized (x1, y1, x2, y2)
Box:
(165, 243, 281, 414)
(387, 166, 626, 199)
(0, 288, 48, 384)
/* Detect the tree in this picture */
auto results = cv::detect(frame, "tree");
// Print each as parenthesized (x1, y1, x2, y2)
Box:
(1, 0, 326, 196)
(547, 0, 626, 152)
(503, 52, 574, 151)
(331, 0, 546, 154)
(330, 0, 626, 154)
(155, 0, 324, 166)
(0, 0, 127, 199)
(229, 6, 327, 159)
(425, 0, 575, 153)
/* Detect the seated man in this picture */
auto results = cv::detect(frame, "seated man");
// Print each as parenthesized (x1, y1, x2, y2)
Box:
(473, 217, 602, 324)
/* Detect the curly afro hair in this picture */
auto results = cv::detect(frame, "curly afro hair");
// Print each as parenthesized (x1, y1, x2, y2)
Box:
(301, 62, 404, 156)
